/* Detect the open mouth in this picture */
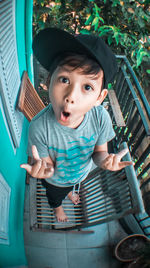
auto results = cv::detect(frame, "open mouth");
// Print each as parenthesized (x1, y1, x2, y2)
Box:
(62, 111, 70, 117)
(60, 111, 71, 122)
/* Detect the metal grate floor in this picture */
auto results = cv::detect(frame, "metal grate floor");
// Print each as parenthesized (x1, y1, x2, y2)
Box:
(30, 156, 143, 232)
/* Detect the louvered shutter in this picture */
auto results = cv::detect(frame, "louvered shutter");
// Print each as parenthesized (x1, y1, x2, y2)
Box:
(0, 0, 24, 147)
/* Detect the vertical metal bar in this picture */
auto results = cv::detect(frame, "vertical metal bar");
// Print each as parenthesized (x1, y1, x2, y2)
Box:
(124, 109, 139, 141)
(119, 82, 128, 109)
(117, 76, 126, 102)
(128, 119, 143, 147)
(123, 94, 134, 123)
(135, 145, 150, 170)
(121, 88, 131, 116)
(132, 129, 146, 155)
(114, 68, 124, 95)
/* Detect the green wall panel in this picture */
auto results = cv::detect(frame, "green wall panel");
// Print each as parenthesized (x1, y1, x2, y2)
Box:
(0, 0, 33, 266)
(0, 111, 28, 266)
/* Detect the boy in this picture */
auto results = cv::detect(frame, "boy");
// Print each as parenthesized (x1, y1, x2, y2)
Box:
(21, 28, 133, 222)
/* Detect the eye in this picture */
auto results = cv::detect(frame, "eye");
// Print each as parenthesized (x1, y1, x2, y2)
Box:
(84, 84, 93, 91)
(59, 77, 69, 84)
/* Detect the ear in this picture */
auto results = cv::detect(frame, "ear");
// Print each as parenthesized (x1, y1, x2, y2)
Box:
(95, 89, 108, 107)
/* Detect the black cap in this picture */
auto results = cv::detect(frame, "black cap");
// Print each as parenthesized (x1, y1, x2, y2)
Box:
(33, 28, 117, 88)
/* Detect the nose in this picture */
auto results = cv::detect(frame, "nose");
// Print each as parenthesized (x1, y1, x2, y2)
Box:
(64, 86, 77, 104)
(65, 97, 74, 104)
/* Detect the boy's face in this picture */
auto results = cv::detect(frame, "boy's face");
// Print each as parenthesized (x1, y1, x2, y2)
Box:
(49, 65, 108, 128)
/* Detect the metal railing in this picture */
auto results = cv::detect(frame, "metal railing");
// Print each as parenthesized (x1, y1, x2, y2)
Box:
(111, 56, 149, 180)
(111, 55, 150, 235)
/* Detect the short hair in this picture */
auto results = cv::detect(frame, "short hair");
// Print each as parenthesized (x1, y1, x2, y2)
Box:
(50, 52, 102, 75)
(47, 52, 104, 88)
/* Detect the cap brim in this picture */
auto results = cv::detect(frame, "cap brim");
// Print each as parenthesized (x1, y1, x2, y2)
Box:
(33, 28, 97, 71)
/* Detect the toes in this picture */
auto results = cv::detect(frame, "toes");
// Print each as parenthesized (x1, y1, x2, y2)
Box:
(74, 195, 80, 205)
(68, 192, 80, 204)
(57, 217, 68, 222)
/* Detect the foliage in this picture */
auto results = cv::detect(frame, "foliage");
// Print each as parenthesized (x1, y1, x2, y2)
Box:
(33, 0, 150, 92)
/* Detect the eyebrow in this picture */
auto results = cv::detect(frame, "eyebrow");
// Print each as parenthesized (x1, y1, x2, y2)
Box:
(85, 71, 104, 81)
(57, 66, 71, 72)
(88, 73, 103, 80)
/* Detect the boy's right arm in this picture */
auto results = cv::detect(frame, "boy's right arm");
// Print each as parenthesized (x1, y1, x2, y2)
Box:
(20, 145, 54, 179)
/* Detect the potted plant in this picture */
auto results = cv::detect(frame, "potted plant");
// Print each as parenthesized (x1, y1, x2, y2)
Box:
(115, 234, 150, 263)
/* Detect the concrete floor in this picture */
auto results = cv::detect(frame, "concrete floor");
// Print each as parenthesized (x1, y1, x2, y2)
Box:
(24, 184, 128, 268)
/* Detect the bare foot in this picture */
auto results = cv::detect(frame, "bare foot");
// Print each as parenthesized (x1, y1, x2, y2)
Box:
(54, 205, 68, 222)
(68, 191, 80, 205)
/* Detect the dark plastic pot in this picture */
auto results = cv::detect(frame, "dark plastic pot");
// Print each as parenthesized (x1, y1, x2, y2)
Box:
(115, 234, 149, 263)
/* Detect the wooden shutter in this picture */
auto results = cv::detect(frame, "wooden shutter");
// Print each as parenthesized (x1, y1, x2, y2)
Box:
(0, 0, 23, 147)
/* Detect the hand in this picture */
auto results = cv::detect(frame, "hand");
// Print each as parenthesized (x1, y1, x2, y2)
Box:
(20, 145, 54, 179)
(100, 148, 134, 171)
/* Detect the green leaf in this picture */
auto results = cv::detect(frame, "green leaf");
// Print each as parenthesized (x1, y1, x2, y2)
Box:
(94, 3, 101, 15)
(108, 83, 112, 89)
(79, 29, 90, 34)
(98, 26, 112, 33)
(114, 32, 120, 45)
(99, 16, 104, 24)
(146, 69, 150, 74)
(137, 50, 149, 67)
(92, 16, 100, 30)
(92, 17, 99, 26)
(85, 15, 93, 26)
(107, 35, 113, 45)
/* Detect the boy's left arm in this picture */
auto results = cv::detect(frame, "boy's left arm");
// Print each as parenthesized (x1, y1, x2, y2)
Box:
(92, 143, 133, 171)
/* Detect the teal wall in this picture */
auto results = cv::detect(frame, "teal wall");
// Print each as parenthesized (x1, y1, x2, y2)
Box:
(0, 111, 28, 267)
(0, 0, 33, 266)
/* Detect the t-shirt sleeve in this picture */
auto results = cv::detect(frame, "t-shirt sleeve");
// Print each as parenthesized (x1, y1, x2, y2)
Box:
(27, 119, 49, 158)
(96, 106, 115, 146)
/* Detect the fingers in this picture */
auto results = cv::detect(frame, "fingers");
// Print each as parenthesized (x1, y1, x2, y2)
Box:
(116, 148, 134, 170)
(31, 158, 43, 177)
(20, 160, 43, 177)
(101, 151, 134, 171)
(32, 145, 41, 161)
(117, 148, 129, 160)
(38, 161, 54, 178)
(100, 154, 115, 170)
(20, 145, 54, 178)
(21, 159, 54, 179)
(31, 159, 54, 178)
(105, 154, 115, 165)
(119, 161, 134, 169)
(20, 163, 32, 173)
